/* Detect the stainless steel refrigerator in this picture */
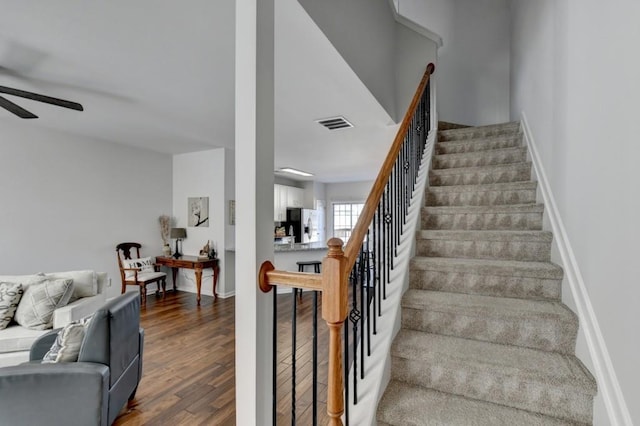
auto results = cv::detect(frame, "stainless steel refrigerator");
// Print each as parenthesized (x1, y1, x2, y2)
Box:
(286, 208, 321, 243)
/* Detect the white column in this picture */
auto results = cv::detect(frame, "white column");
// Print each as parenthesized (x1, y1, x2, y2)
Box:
(235, 0, 275, 424)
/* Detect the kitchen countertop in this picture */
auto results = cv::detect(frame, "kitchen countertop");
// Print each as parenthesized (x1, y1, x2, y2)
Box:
(274, 242, 328, 252)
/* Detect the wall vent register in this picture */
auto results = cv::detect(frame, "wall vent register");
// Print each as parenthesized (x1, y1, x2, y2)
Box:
(316, 116, 353, 130)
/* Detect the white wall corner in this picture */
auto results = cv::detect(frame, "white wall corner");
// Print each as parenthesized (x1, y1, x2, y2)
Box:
(386, 0, 444, 48)
(520, 112, 633, 426)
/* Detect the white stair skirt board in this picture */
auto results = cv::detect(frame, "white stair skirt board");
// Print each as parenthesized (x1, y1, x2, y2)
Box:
(521, 113, 633, 426)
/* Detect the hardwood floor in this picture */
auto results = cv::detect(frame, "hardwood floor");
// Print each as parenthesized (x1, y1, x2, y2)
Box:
(114, 290, 331, 425)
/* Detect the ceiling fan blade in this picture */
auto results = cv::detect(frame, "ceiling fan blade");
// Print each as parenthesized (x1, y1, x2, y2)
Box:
(0, 95, 38, 119)
(0, 85, 83, 111)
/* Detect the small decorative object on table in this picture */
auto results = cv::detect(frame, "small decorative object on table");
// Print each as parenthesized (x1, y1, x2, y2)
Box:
(159, 215, 172, 255)
(198, 241, 210, 260)
(198, 240, 217, 259)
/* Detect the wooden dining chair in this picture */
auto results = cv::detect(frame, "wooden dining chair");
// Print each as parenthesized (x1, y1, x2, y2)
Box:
(116, 242, 167, 303)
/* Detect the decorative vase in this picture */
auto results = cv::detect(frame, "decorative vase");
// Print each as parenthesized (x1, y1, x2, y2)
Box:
(162, 244, 171, 256)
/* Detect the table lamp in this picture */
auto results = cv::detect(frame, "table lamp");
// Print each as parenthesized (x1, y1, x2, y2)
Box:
(170, 227, 187, 258)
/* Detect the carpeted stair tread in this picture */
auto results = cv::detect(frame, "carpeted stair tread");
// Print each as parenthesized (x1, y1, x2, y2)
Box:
(390, 330, 596, 423)
(439, 120, 520, 133)
(418, 229, 552, 241)
(424, 203, 543, 214)
(438, 121, 471, 131)
(377, 380, 581, 426)
(416, 230, 552, 262)
(422, 203, 544, 231)
(435, 135, 523, 155)
(433, 146, 528, 169)
(438, 122, 521, 142)
(428, 180, 537, 194)
(426, 181, 538, 207)
(429, 162, 532, 186)
(410, 257, 562, 300)
(401, 289, 578, 353)
(410, 256, 563, 279)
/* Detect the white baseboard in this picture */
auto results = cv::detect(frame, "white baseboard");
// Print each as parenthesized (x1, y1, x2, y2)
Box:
(520, 112, 632, 426)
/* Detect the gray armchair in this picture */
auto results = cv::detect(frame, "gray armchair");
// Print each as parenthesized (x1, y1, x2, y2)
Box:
(0, 291, 144, 426)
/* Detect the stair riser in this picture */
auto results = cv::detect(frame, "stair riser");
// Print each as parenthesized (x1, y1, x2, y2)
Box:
(390, 356, 593, 424)
(436, 138, 522, 155)
(430, 164, 531, 186)
(401, 307, 577, 353)
(423, 211, 543, 231)
(426, 187, 537, 207)
(434, 149, 527, 169)
(439, 128, 521, 142)
(416, 238, 551, 262)
(410, 269, 561, 301)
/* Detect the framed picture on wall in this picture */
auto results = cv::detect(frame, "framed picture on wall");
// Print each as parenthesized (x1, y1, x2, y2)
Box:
(188, 197, 209, 227)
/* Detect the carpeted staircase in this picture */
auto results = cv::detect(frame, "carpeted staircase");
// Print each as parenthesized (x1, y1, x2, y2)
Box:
(377, 122, 597, 425)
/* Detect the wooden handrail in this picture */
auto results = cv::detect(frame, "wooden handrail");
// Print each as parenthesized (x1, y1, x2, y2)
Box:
(344, 62, 435, 266)
(258, 260, 323, 292)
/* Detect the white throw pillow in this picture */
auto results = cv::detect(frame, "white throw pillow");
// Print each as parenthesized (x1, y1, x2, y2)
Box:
(0, 274, 46, 292)
(14, 279, 74, 330)
(121, 257, 155, 280)
(42, 270, 98, 302)
(42, 314, 93, 363)
(0, 282, 24, 330)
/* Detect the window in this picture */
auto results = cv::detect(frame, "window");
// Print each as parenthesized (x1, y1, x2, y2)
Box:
(333, 202, 364, 242)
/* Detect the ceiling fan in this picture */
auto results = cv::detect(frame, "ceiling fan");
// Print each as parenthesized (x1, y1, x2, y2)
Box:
(0, 84, 83, 119)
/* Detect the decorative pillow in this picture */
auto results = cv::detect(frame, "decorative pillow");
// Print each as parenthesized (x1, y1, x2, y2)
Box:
(122, 257, 155, 280)
(0, 282, 24, 330)
(14, 278, 74, 330)
(0, 274, 46, 292)
(42, 270, 98, 302)
(42, 314, 93, 363)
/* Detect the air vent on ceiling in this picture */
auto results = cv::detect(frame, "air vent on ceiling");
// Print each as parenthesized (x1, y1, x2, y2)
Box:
(316, 116, 353, 130)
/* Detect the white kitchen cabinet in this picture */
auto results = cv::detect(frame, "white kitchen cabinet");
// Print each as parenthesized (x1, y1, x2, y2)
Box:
(287, 187, 304, 208)
(274, 184, 305, 221)
(274, 184, 286, 221)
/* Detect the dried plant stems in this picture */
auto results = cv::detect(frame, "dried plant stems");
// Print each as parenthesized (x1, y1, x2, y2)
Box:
(159, 215, 171, 244)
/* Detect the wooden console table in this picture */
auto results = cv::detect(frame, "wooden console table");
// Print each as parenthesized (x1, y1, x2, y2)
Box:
(155, 255, 219, 305)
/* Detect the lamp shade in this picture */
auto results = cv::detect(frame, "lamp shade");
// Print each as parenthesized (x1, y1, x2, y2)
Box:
(170, 228, 187, 239)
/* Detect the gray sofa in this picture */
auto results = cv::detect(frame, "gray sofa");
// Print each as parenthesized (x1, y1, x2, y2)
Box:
(0, 291, 144, 426)
(0, 271, 108, 367)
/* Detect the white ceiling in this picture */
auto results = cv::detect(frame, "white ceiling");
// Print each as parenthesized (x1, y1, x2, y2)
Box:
(0, 0, 398, 183)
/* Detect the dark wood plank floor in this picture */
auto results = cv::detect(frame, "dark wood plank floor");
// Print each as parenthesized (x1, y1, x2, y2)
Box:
(114, 290, 330, 426)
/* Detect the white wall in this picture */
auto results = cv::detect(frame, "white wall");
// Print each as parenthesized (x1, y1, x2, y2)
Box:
(173, 149, 234, 297)
(399, 0, 511, 125)
(298, 0, 399, 120)
(325, 180, 373, 239)
(395, 24, 438, 120)
(511, 1, 639, 423)
(0, 122, 172, 298)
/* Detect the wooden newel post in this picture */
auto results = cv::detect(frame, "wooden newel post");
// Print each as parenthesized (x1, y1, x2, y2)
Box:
(322, 238, 348, 426)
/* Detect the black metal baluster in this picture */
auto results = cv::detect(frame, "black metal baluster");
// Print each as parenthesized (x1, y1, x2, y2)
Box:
(384, 183, 391, 293)
(376, 203, 382, 319)
(365, 229, 372, 356)
(349, 260, 360, 404)
(291, 289, 297, 425)
(359, 245, 365, 379)
(312, 290, 318, 426)
(395, 160, 400, 257)
(273, 289, 277, 426)
(344, 317, 349, 426)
